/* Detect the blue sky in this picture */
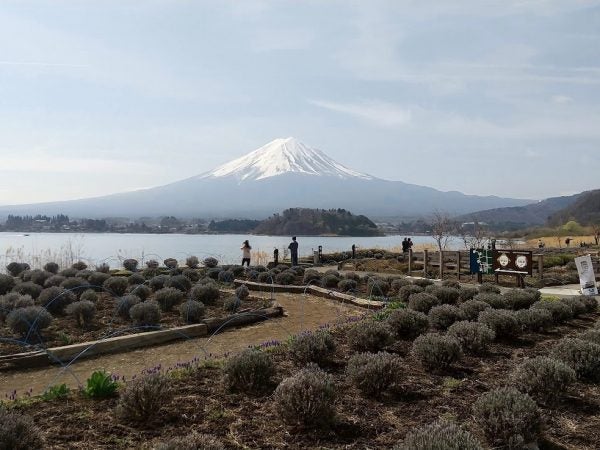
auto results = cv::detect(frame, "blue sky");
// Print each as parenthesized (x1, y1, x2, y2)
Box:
(1, 0, 599, 205)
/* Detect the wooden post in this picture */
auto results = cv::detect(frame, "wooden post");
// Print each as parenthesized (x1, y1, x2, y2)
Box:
(456, 251, 461, 280)
(408, 249, 413, 275)
(439, 250, 444, 280)
(537, 254, 544, 280)
(423, 249, 428, 277)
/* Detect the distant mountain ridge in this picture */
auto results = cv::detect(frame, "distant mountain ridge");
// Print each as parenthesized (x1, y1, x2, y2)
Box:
(0, 137, 531, 219)
(548, 189, 600, 226)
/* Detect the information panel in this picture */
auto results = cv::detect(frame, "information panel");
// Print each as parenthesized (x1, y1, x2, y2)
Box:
(492, 250, 533, 276)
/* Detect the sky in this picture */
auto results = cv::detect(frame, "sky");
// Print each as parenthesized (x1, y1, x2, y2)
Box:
(1, 0, 599, 205)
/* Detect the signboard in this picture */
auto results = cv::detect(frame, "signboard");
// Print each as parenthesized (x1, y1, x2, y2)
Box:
(470, 248, 494, 275)
(492, 250, 533, 276)
(574, 254, 598, 296)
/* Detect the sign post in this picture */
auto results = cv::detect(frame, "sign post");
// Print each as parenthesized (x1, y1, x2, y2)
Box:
(492, 250, 533, 288)
(574, 254, 598, 296)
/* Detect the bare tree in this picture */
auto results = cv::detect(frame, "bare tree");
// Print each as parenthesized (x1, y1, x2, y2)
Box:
(430, 211, 456, 253)
(458, 220, 488, 250)
(592, 223, 600, 246)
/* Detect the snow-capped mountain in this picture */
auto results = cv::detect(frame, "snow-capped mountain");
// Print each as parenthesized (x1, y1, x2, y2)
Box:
(200, 137, 373, 182)
(0, 138, 532, 219)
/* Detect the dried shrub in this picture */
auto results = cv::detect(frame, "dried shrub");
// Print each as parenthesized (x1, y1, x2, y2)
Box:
(346, 351, 400, 396)
(413, 278, 434, 288)
(447, 321, 495, 354)
(473, 387, 541, 449)
(179, 300, 205, 323)
(182, 268, 201, 282)
(390, 278, 411, 293)
(130, 301, 161, 328)
(551, 338, 600, 381)
(203, 257, 219, 268)
(336, 279, 356, 292)
(579, 329, 600, 346)
(145, 259, 160, 269)
(348, 320, 393, 352)
(289, 330, 335, 366)
(503, 289, 537, 310)
(37, 286, 75, 315)
(459, 300, 490, 321)
(122, 259, 139, 272)
(43, 262, 59, 274)
(321, 273, 340, 288)
(276, 270, 296, 285)
(581, 296, 598, 313)
(130, 284, 151, 301)
(72, 261, 88, 271)
(12, 281, 42, 300)
(149, 275, 169, 291)
(399, 285, 424, 302)
(0, 294, 34, 322)
(154, 287, 183, 312)
(128, 273, 145, 286)
(428, 304, 464, 330)
(76, 269, 92, 280)
(103, 277, 128, 297)
(478, 309, 520, 339)
(217, 270, 235, 283)
(164, 274, 192, 292)
(235, 284, 250, 300)
(531, 300, 573, 324)
(246, 270, 259, 281)
(411, 333, 462, 370)
(190, 284, 220, 305)
(397, 420, 483, 450)
(459, 286, 479, 302)
(29, 270, 53, 287)
(367, 278, 390, 296)
(88, 271, 111, 290)
(116, 373, 173, 422)
(344, 271, 361, 281)
(386, 308, 429, 339)
(408, 292, 439, 314)
(96, 263, 111, 273)
(6, 306, 53, 337)
(303, 270, 321, 284)
(66, 300, 96, 327)
(431, 286, 460, 304)
(43, 274, 66, 288)
(224, 349, 275, 393)
(559, 296, 587, 317)
(6, 262, 30, 277)
(116, 294, 141, 319)
(163, 258, 178, 269)
(154, 432, 225, 450)
(60, 277, 90, 297)
(479, 283, 501, 294)
(274, 364, 335, 427)
(511, 356, 576, 403)
(223, 296, 241, 312)
(515, 308, 553, 332)
(0, 408, 44, 450)
(473, 292, 506, 309)
(60, 267, 78, 278)
(0, 275, 16, 297)
(257, 272, 273, 284)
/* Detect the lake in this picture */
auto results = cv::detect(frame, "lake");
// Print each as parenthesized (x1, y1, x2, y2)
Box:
(0, 232, 460, 269)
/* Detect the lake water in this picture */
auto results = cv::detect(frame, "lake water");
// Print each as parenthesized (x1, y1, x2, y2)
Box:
(0, 232, 458, 269)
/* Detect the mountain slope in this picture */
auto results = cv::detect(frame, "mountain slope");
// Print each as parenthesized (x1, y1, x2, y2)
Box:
(457, 193, 584, 229)
(0, 138, 532, 219)
(547, 189, 600, 226)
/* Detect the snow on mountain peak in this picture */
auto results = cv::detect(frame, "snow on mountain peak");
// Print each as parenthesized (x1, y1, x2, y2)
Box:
(201, 137, 374, 182)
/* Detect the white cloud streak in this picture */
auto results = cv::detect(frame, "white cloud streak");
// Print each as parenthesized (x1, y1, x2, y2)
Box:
(309, 99, 412, 127)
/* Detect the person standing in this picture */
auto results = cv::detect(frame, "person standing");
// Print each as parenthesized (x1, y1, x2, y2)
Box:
(402, 238, 409, 253)
(408, 238, 414, 251)
(240, 240, 252, 267)
(288, 236, 299, 266)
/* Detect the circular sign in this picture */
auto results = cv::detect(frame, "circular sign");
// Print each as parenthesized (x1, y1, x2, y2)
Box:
(516, 255, 527, 269)
(498, 254, 510, 267)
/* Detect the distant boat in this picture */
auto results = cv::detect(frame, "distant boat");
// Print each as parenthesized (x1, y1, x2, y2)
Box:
(23, 234, 29, 236)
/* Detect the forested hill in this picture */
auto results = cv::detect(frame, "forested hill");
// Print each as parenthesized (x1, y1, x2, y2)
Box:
(548, 189, 600, 226)
(253, 208, 381, 236)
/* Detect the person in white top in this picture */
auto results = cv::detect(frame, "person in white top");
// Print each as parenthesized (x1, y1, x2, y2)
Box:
(241, 240, 252, 267)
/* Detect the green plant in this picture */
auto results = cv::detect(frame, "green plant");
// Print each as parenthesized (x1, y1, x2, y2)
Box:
(274, 364, 335, 427)
(348, 320, 393, 352)
(164, 274, 192, 292)
(0, 408, 44, 449)
(399, 284, 424, 302)
(129, 301, 161, 328)
(303, 270, 321, 284)
(80, 289, 98, 303)
(531, 299, 573, 324)
(411, 333, 462, 370)
(127, 273, 145, 286)
(431, 286, 460, 304)
(149, 274, 169, 291)
(510, 356, 575, 403)
(396, 420, 483, 450)
(66, 300, 96, 327)
(479, 283, 501, 294)
(12, 281, 42, 300)
(87, 271, 111, 290)
(116, 373, 173, 422)
(408, 292, 439, 314)
(390, 277, 411, 293)
(36, 286, 76, 315)
(190, 284, 220, 305)
(84, 370, 118, 398)
(289, 330, 335, 366)
(473, 292, 506, 309)
(458, 299, 490, 321)
(116, 294, 141, 319)
(515, 308, 553, 332)
(447, 321, 495, 354)
(179, 300, 205, 323)
(154, 287, 183, 311)
(6, 306, 53, 338)
(274, 270, 295, 285)
(43, 274, 66, 288)
(41, 383, 70, 400)
(182, 268, 201, 282)
(428, 304, 464, 330)
(551, 338, 600, 381)
(386, 308, 429, 339)
(413, 278, 434, 288)
(130, 284, 152, 301)
(459, 286, 479, 302)
(473, 387, 541, 449)
(321, 273, 341, 288)
(337, 279, 357, 292)
(559, 296, 587, 317)
(223, 348, 275, 393)
(346, 351, 400, 396)
(477, 309, 521, 339)
(102, 277, 128, 297)
(503, 289, 537, 310)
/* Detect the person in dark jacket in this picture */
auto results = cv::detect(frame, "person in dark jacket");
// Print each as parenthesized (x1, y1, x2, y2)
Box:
(288, 236, 299, 266)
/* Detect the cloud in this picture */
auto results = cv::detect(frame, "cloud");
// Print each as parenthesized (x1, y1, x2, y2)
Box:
(552, 95, 574, 104)
(309, 99, 412, 127)
(0, 156, 159, 175)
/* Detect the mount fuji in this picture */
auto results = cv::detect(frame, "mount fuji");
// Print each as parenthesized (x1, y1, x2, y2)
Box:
(0, 137, 531, 219)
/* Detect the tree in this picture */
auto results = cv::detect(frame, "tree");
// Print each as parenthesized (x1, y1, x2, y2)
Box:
(458, 220, 488, 250)
(430, 211, 456, 253)
(592, 223, 600, 246)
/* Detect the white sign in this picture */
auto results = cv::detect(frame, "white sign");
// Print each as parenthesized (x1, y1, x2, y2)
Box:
(575, 254, 598, 296)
